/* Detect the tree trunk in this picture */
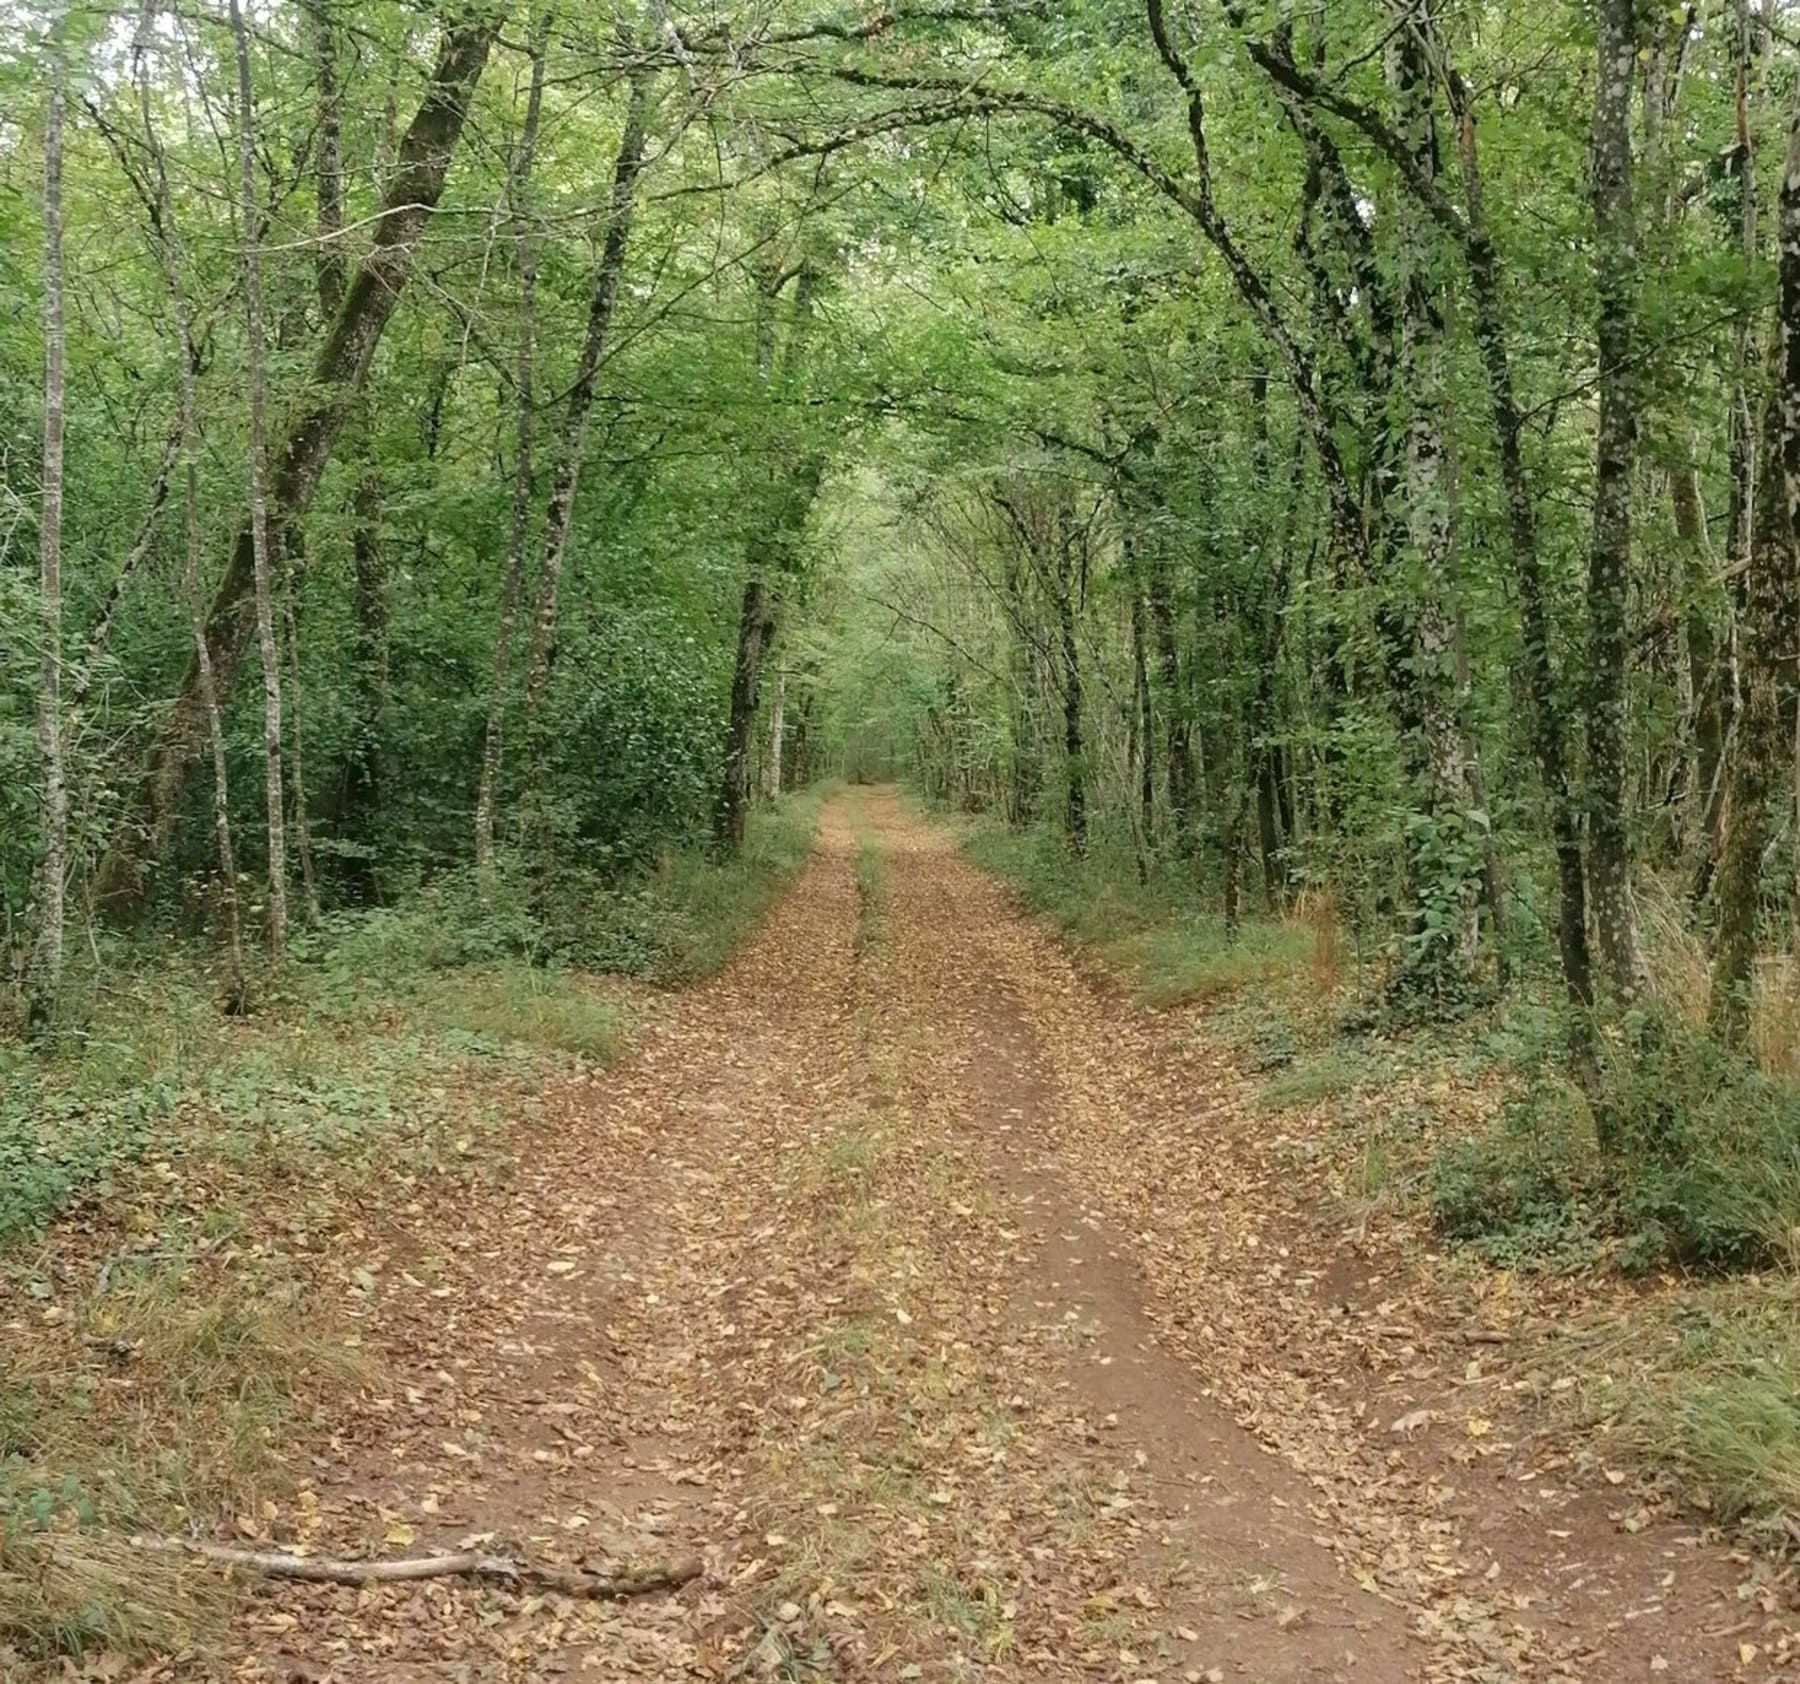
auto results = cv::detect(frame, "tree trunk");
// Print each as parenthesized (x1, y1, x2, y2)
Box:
(1131, 584, 1155, 852)
(1147, 555, 1194, 852)
(229, 0, 288, 962)
(715, 578, 773, 852)
(1701, 0, 1767, 900)
(519, 65, 654, 778)
(97, 8, 500, 913)
(1673, 452, 1725, 859)
(1585, 0, 1648, 1004)
(30, 27, 68, 1020)
(1436, 45, 1596, 1053)
(1712, 76, 1800, 1038)
(763, 665, 787, 801)
(1057, 518, 1087, 856)
(1004, 546, 1039, 825)
(281, 558, 320, 928)
(313, 1, 346, 322)
(713, 264, 826, 855)
(475, 10, 551, 882)
(132, 1, 245, 1007)
(332, 453, 387, 899)
(1385, 17, 1483, 1001)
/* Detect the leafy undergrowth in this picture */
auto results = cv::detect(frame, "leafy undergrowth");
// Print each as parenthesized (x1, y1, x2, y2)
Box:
(964, 820, 1314, 1007)
(558, 783, 833, 981)
(963, 817, 1800, 1537)
(0, 792, 824, 1666)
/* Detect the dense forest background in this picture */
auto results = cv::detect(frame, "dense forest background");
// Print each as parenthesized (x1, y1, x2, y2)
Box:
(11, 0, 1800, 1224)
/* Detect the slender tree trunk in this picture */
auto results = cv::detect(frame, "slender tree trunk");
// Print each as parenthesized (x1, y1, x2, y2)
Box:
(1131, 585, 1154, 850)
(1056, 516, 1087, 855)
(715, 578, 773, 852)
(30, 28, 68, 1020)
(313, 1, 346, 321)
(228, 0, 288, 962)
(475, 11, 551, 881)
(97, 8, 499, 912)
(1672, 452, 1726, 856)
(331, 452, 387, 898)
(1712, 78, 1800, 1038)
(281, 561, 320, 927)
(133, 1, 245, 1007)
(1700, 0, 1767, 899)
(519, 66, 654, 778)
(70, 423, 180, 716)
(1147, 556, 1193, 852)
(1586, 0, 1648, 1004)
(763, 665, 787, 801)
(1255, 753, 1283, 909)
(1004, 546, 1039, 825)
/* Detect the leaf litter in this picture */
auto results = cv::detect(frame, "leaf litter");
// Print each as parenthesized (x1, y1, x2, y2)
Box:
(33, 789, 1800, 1681)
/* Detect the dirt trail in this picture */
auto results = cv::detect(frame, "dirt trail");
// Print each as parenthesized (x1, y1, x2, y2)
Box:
(184, 789, 1792, 1682)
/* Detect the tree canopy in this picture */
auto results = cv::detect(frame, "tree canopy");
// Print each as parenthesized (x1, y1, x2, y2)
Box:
(3, 0, 1800, 1068)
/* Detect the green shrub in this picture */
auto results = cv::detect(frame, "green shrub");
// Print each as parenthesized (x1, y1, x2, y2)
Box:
(1429, 1082, 1597, 1267)
(566, 788, 826, 980)
(1594, 1015, 1800, 1271)
(1431, 1011, 1800, 1273)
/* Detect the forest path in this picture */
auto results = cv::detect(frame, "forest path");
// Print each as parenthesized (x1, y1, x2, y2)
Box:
(200, 789, 1778, 1683)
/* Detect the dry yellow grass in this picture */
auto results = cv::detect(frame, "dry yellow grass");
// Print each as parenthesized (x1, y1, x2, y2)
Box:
(0, 1267, 372, 1663)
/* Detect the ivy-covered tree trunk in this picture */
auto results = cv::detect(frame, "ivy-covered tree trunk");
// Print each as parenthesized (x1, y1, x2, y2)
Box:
(1377, 20, 1484, 1000)
(1712, 78, 1800, 1037)
(1586, 0, 1648, 1003)
(98, 7, 499, 914)
(1438, 40, 1597, 1045)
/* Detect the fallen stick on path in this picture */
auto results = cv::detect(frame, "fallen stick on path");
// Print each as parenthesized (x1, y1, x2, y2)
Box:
(131, 1536, 703, 1600)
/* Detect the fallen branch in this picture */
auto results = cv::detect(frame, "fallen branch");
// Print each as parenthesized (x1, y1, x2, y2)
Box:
(132, 1536, 702, 1600)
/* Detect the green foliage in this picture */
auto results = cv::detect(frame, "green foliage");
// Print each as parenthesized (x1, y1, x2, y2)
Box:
(567, 787, 829, 982)
(1429, 1088, 1598, 1269)
(1594, 1016, 1800, 1271)
(966, 819, 1311, 1008)
(1430, 1013, 1800, 1273)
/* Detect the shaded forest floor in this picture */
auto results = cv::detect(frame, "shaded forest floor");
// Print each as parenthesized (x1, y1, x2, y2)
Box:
(8, 788, 1800, 1681)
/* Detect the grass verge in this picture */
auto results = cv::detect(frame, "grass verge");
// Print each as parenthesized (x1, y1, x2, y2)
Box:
(965, 820, 1314, 1008)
